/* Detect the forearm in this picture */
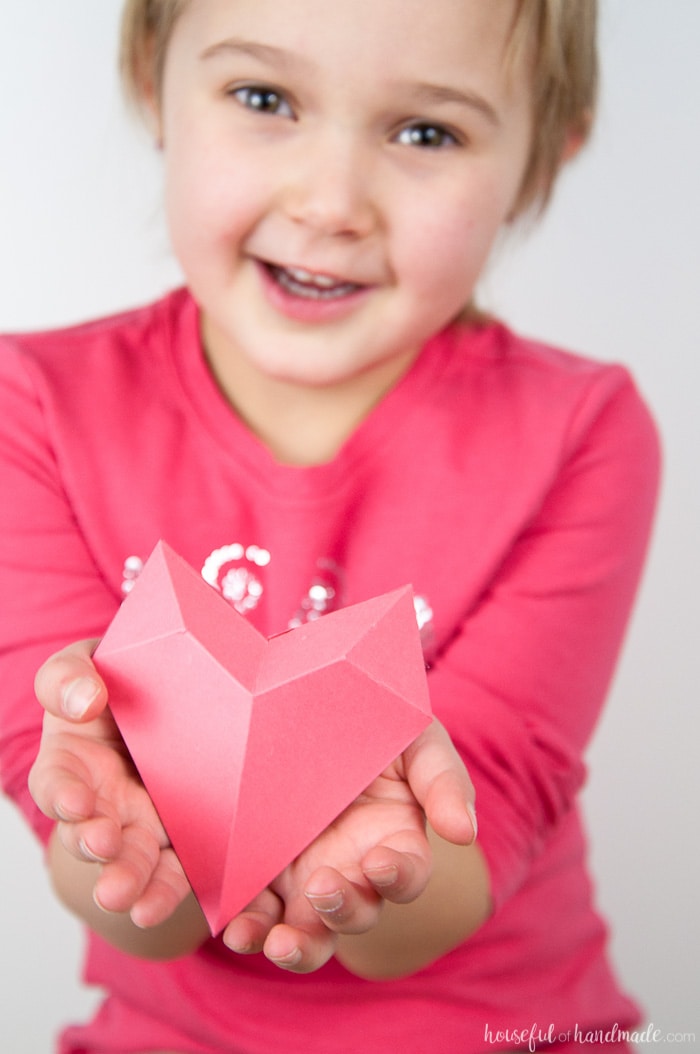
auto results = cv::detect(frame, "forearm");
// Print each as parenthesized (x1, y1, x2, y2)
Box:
(334, 826, 492, 979)
(47, 827, 210, 960)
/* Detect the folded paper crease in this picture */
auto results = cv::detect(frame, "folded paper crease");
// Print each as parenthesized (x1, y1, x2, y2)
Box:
(95, 541, 432, 933)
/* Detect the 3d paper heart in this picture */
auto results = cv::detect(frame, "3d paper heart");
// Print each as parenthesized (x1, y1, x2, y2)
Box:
(94, 541, 432, 934)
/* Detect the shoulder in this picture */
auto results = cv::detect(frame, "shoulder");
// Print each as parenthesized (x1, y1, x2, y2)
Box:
(440, 319, 639, 397)
(0, 288, 198, 479)
(0, 287, 193, 400)
(435, 320, 660, 459)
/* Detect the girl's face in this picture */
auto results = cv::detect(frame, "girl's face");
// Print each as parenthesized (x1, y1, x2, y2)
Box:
(158, 0, 532, 397)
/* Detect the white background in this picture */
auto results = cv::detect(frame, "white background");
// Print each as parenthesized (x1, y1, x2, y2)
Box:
(1, 2, 698, 1050)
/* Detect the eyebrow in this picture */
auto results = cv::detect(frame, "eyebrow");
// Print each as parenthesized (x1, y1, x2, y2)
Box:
(200, 38, 310, 73)
(200, 39, 501, 128)
(401, 82, 501, 128)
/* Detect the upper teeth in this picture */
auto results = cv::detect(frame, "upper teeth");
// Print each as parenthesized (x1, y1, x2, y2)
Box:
(285, 266, 343, 289)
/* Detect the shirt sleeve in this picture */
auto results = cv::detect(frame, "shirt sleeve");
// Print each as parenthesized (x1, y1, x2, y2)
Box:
(427, 368, 661, 908)
(0, 339, 119, 843)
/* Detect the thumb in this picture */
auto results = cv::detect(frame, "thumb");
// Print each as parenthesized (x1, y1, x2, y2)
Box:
(34, 638, 107, 722)
(401, 719, 477, 847)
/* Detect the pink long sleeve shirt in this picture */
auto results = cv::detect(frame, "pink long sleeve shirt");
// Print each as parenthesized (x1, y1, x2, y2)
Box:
(0, 289, 660, 1053)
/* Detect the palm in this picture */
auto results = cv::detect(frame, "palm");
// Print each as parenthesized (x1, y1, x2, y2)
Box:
(275, 769, 425, 906)
(35, 709, 191, 923)
(221, 764, 429, 972)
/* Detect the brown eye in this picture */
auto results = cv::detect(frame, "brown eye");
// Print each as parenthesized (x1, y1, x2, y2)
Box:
(233, 85, 293, 117)
(397, 123, 457, 149)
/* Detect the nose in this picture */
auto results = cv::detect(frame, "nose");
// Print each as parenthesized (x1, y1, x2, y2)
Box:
(282, 131, 378, 239)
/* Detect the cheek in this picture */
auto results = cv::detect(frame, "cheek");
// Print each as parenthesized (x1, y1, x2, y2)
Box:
(163, 134, 262, 253)
(398, 205, 497, 305)
(406, 169, 519, 288)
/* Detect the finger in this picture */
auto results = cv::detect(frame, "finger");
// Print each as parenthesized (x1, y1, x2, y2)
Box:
(263, 921, 338, 974)
(34, 639, 107, 722)
(130, 848, 193, 928)
(223, 887, 285, 954)
(402, 719, 477, 846)
(28, 742, 98, 822)
(360, 844, 430, 905)
(55, 814, 121, 864)
(304, 866, 382, 934)
(93, 823, 162, 915)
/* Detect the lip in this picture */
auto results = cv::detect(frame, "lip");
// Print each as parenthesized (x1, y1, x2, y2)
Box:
(254, 258, 374, 324)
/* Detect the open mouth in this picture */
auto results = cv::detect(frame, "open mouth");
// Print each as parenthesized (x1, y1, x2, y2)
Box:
(265, 263, 363, 301)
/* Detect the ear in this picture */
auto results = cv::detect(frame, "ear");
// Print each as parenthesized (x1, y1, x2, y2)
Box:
(560, 107, 595, 165)
(129, 33, 165, 148)
(137, 68, 165, 148)
(145, 93, 165, 150)
(560, 129, 585, 164)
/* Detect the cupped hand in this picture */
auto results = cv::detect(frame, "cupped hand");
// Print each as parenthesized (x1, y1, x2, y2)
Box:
(223, 718, 477, 972)
(29, 641, 192, 928)
(30, 642, 477, 970)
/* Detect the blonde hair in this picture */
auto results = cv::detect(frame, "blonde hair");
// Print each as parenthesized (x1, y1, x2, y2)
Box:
(120, 0, 189, 112)
(119, 0, 597, 217)
(509, 0, 598, 213)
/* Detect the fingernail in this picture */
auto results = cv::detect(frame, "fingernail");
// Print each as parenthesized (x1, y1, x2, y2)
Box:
(55, 802, 84, 822)
(62, 677, 100, 719)
(305, 890, 344, 914)
(466, 801, 479, 842)
(92, 888, 115, 915)
(363, 864, 399, 889)
(225, 937, 256, 955)
(270, 947, 302, 968)
(79, 838, 110, 864)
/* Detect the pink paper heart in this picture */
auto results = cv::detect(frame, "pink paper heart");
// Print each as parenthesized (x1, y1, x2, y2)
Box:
(95, 541, 432, 933)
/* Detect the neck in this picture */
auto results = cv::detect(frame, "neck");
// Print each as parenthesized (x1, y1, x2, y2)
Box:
(202, 335, 418, 468)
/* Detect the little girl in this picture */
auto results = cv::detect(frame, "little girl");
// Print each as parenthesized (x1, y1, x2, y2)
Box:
(0, 2, 660, 1052)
